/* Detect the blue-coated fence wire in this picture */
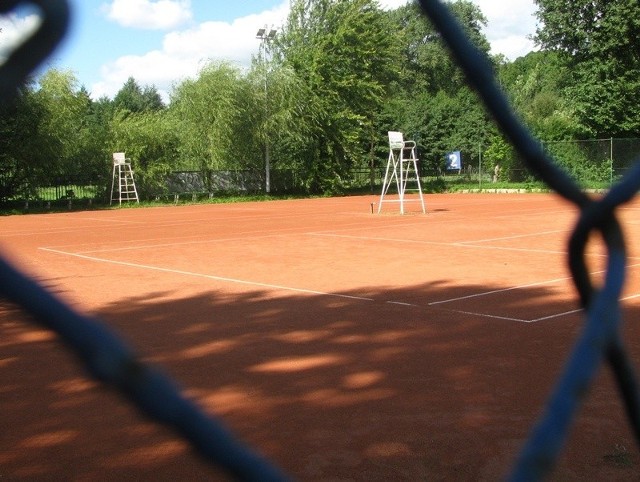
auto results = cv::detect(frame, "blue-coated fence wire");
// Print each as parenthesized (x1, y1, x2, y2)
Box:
(2, 0, 640, 480)
(415, 0, 640, 480)
(0, 1, 290, 481)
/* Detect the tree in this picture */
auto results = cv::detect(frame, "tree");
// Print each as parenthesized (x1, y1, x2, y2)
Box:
(113, 77, 164, 114)
(169, 62, 249, 190)
(245, 60, 307, 192)
(498, 51, 583, 141)
(534, 0, 640, 137)
(385, 1, 493, 173)
(389, 0, 490, 98)
(109, 110, 179, 198)
(0, 83, 46, 200)
(274, 0, 398, 193)
(33, 69, 106, 184)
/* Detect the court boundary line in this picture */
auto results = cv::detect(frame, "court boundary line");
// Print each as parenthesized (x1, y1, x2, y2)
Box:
(428, 276, 574, 306)
(36, 214, 640, 324)
(39, 247, 375, 302)
(310, 231, 575, 256)
(38, 245, 598, 324)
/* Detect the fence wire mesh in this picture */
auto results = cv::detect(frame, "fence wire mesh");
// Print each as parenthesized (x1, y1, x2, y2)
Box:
(1, 0, 639, 480)
(415, 0, 640, 480)
(0, 1, 290, 480)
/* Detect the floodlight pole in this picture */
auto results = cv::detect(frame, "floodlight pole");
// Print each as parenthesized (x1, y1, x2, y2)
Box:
(256, 26, 277, 194)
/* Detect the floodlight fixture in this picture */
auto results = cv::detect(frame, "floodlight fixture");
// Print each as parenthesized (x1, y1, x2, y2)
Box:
(268, 28, 277, 39)
(256, 27, 266, 39)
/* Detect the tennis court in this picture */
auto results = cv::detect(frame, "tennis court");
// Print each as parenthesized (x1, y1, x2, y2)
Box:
(2, 192, 640, 480)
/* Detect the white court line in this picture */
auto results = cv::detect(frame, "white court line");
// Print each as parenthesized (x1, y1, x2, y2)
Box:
(432, 262, 640, 321)
(311, 232, 571, 256)
(42, 218, 425, 253)
(457, 229, 568, 245)
(41, 231, 634, 324)
(75, 217, 147, 225)
(434, 307, 583, 323)
(0, 216, 155, 238)
(530, 309, 583, 323)
(434, 307, 530, 323)
(58, 232, 294, 254)
(39, 247, 375, 302)
(386, 301, 418, 307)
(428, 276, 573, 306)
(384, 301, 580, 323)
(311, 232, 459, 247)
(39, 245, 580, 324)
(385, 298, 572, 323)
(428, 260, 640, 306)
(3, 209, 349, 240)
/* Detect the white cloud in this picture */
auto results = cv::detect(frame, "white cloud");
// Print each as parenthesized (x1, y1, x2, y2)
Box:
(102, 0, 193, 30)
(380, 0, 538, 60)
(89, 0, 537, 101)
(471, 0, 538, 59)
(92, 50, 198, 100)
(491, 35, 536, 61)
(91, 2, 288, 100)
(0, 13, 41, 63)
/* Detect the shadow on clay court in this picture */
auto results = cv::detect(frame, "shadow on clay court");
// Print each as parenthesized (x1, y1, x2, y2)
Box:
(1, 279, 640, 481)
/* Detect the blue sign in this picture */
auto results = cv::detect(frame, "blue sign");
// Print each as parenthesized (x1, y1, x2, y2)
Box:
(446, 151, 462, 170)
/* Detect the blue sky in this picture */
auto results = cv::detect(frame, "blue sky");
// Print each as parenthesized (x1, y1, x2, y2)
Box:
(0, 0, 537, 101)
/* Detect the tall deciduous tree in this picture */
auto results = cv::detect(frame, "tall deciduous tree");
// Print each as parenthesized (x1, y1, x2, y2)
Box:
(113, 77, 164, 114)
(386, 1, 493, 171)
(0, 83, 46, 200)
(34, 69, 107, 183)
(499, 50, 582, 141)
(169, 62, 248, 186)
(390, 0, 490, 97)
(534, 0, 640, 137)
(245, 60, 307, 191)
(109, 110, 179, 197)
(274, 0, 397, 193)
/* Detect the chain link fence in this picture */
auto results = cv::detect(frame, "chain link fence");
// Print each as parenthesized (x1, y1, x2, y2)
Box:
(3, 0, 640, 480)
(2, 138, 639, 209)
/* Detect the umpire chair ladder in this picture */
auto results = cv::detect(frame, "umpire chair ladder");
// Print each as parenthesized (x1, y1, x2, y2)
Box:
(110, 152, 139, 205)
(378, 131, 425, 214)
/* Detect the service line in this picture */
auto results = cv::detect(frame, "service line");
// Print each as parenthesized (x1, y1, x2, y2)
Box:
(39, 247, 374, 302)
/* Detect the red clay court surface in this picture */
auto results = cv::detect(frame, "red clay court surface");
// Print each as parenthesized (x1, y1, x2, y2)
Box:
(2, 192, 640, 480)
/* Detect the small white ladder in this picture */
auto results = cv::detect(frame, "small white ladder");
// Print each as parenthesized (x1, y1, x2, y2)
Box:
(110, 152, 139, 205)
(378, 131, 425, 214)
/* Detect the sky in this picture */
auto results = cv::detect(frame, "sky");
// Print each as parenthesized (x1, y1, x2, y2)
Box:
(0, 0, 538, 102)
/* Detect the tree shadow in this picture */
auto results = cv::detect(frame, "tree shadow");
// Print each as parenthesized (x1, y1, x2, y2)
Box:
(1, 280, 640, 481)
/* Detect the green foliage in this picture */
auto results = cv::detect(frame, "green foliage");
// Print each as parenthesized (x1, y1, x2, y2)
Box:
(4, 0, 638, 204)
(275, 0, 397, 193)
(169, 62, 250, 179)
(384, 1, 494, 174)
(34, 69, 90, 172)
(389, 1, 490, 97)
(0, 84, 46, 200)
(484, 134, 514, 181)
(534, 0, 640, 137)
(499, 51, 584, 140)
(543, 140, 613, 184)
(113, 77, 164, 114)
(1, 69, 107, 200)
(245, 60, 307, 184)
(109, 109, 178, 198)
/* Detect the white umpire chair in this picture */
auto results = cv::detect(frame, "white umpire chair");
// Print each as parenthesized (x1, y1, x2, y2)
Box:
(378, 131, 425, 214)
(110, 152, 139, 205)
